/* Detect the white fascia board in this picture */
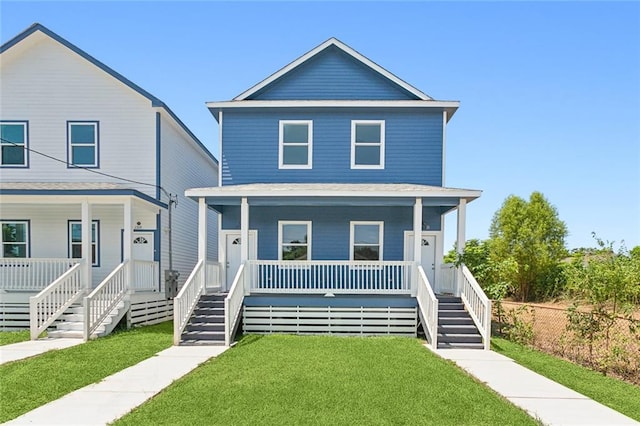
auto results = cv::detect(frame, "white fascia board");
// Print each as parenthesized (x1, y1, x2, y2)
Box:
(206, 100, 459, 109)
(233, 38, 432, 101)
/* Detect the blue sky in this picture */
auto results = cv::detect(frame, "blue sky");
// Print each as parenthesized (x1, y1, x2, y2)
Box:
(2, 1, 639, 251)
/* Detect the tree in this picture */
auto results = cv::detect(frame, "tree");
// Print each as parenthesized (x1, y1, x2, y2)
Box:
(488, 191, 568, 301)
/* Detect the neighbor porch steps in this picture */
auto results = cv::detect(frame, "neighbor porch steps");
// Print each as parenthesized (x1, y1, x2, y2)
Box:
(437, 296, 484, 349)
(47, 300, 128, 339)
(179, 293, 227, 345)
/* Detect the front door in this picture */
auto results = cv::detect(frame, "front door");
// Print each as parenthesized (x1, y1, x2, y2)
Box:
(225, 233, 242, 286)
(405, 232, 437, 288)
(133, 232, 154, 261)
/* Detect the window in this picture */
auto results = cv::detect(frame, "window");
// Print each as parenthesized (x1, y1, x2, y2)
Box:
(350, 221, 383, 261)
(351, 120, 385, 169)
(67, 121, 98, 167)
(279, 120, 312, 169)
(0, 122, 28, 167)
(1, 221, 29, 258)
(68, 221, 99, 266)
(279, 221, 311, 260)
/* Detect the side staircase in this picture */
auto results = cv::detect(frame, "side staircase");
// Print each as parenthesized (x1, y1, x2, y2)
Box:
(437, 296, 484, 349)
(47, 300, 129, 339)
(179, 293, 226, 345)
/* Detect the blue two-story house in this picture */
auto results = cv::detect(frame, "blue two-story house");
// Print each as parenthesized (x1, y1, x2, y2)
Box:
(177, 38, 491, 349)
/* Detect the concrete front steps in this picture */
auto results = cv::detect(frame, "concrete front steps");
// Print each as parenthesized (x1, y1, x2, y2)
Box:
(179, 293, 227, 345)
(437, 296, 484, 349)
(47, 300, 128, 339)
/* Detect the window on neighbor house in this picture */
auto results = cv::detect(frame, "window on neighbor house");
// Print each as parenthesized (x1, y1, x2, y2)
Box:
(350, 221, 383, 261)
(1, 221, 29, 258)
(0, 122, 28, 167)
(68, 221, 99, 266)
(351, 120, 385, 169)
(279, 121, 312, 169)
(279, 221, 311, 260)
(68, 122, 98, 167)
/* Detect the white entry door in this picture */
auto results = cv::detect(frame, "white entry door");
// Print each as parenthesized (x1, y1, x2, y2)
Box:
(224, 231, 257, 289)
(132, 232, 154, 261)
(405, 232, 437, 289)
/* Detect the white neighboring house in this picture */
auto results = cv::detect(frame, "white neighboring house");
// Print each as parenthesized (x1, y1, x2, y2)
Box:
(0, 23, 219, 336)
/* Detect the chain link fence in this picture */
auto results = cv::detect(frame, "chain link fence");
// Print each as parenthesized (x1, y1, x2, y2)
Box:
(493, 301, 640, 385)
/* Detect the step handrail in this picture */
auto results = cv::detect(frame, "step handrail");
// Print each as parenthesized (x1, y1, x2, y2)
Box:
(173, 259, 205, 345)
(84, 260, 129, 341)
(416, 264, 438, 349)
(459, 264, 491, 350)
(29, 262, 84, 340)
(224, 263, 246, 346)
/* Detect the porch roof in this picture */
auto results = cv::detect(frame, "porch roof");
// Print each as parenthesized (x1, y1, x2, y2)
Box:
(186, 183, 481, 212)
(0, 182, 168, 210)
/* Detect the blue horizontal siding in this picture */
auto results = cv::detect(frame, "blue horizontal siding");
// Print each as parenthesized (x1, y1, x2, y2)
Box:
(244, 294, 416, 308)
(221, 205, 441, 260)
(221, 108, 443, 186)
(250, 46, 418, 101)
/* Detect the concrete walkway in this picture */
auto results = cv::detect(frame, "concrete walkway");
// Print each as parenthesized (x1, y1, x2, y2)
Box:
(0, 338, 83, 365)
(6, 345, 228, 425)
(435, 348, 638, 426)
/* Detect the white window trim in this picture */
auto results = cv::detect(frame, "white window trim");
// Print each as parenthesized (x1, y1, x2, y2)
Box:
(69, 220, 99, 266)
(278, 220, 312, 261)
(0, 122, 28, 167)
(349, 221, 384, 261)
(279, 120, 313, 169)
(1, 220, 29, 257)
(68, 121, 98, 167)
(351, 120, 385, 170)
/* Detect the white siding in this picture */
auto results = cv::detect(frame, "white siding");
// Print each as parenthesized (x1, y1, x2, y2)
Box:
(0, 33, 157, 197)
(160, 113, 218, 287)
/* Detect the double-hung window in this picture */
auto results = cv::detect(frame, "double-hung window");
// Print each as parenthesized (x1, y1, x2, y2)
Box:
(279, 120, 312, 169)
(0, 121, 28, 167)
(1, 221, 29, 258)
(68, 121, 99, 167)
(68, 221, 100, 266)
(351, 120, 385, 169)
(350, 221, 383, 261)
(279, 221, 311, 261)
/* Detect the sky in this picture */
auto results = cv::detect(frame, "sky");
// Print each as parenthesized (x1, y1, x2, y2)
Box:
(1, 1, 639, 252)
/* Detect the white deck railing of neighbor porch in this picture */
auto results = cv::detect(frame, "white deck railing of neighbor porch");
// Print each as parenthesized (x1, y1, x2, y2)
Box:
(225, 263, 246, 346)
(247, 260, 413, 294)
(84, 260, 129, 340)
(131, 260, 158, 292)
(460, 264, 492, 350)
(416, 265, 438, 349)
(1, 258, 79, 291)
(29, 262, 84, 340)
(173, 259, 205, 345)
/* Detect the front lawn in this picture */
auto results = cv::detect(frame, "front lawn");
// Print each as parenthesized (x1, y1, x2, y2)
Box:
(0, 321, 172, 423)
(492, 337, 640, 421)
(116, 335, 537, 426)
(0, 330, 30, 346)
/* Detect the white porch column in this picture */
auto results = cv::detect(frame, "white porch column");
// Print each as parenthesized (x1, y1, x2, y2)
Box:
(123, 198, 133, 291)
(81, 200, 92, 290)
(240, 197, 249, 263)
(456, 198, 467, 295)
(413, 197, 423, 264)
(198, 197, 207, 263)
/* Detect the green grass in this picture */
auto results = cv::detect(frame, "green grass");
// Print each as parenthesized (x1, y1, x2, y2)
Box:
(0, 330, 30, 346)
(492, 337, 640, 421)
(0, 322, 172, 423)
(116, 335, 537, 426)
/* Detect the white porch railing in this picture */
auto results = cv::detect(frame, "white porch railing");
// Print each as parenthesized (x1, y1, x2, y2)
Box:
(132, 260, 158, 292)
(84, 260, 129, 340)
(416, 265, 438, 349)
(29, 262, 84, 340)
(225, 263, 246, 346)
(173, 259, 206, 345)
(1, 258, 79, 291)
(206, 260, 221, 290)
(247, 260, 413, 294)
(459, 264, 491, 350)
(439, 263, 457, 295)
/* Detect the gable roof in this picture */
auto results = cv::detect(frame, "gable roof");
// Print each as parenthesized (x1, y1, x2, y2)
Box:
(234, 37, 433, 101)
(1, 23, 217, 165)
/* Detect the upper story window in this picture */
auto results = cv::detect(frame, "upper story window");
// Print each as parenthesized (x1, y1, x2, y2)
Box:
(68, 220, 100, 266)
(279, 221, 311, 260)
(279, 120, 312, 169)
(1, 121, 28, 167)
(350, 221, 383, 261)
(1, 220, 29, 258)
(351, 120, 385, 169)
(68, 121, 99, 168)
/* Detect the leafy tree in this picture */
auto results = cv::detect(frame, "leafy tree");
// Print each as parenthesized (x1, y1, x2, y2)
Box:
(488, 191, 568, 301)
